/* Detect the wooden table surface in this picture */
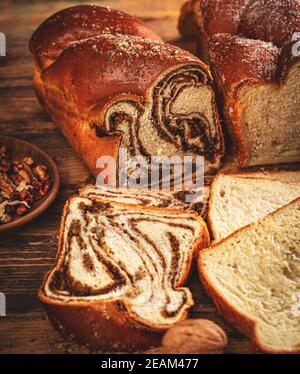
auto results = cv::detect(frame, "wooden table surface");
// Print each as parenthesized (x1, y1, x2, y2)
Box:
(0, 0, 254, 354)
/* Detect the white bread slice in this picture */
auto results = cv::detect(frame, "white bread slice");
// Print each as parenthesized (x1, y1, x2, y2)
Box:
(39, 196, 209, 351)
(231, 170, 300, 184)
(208, 174, 300, 242)
(199, 198, 300, 354)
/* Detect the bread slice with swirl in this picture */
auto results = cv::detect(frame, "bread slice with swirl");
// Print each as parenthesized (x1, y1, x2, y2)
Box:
(39, 196, 209, 351)
(30, 5, 224, 180)
(80, 184, 210, 218)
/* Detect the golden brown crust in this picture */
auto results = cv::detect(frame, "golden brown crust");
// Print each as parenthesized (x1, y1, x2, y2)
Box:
(201, 0, 300, 88)
(179, 0, 300, 168)
(41, 34, 204, 112)
(238, 0, 300, 47)
(31, 4, 223, 178)
(181, 0, 300, 47)
(199, 0, 249, 36)
(198, 198, 300, 354)
(39, 198, 210, 351)
(178, 0, 250, 56)
(39, 292, 162, 352)
(29, 5, 162, 71)
(206, 173, 219, 240)
(33, 68, 122, 176)
(226, 168, 300, 181)
(179, 0, 300, 88)
(178, 1, 196, 37)
(208, 34, 280, 90)
(33, 57, 217, 177)
(207, 34, 280, 166)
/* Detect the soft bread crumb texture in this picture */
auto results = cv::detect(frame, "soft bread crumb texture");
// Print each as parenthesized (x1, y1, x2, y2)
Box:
(43, 197, 207, 328)
(239, 62, 300, 166)
(209, 174, 300, 241)
(182, 0, 300, 167)
(200, 198, 300, 353)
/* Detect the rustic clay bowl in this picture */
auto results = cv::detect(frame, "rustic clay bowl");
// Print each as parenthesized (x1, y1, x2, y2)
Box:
(0, 136, 60, 233)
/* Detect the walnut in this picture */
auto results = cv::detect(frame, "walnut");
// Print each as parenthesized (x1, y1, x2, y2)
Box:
(146, 319, 227, 354)
(34, 165, 48, 181)
(0, 172, 14, 196)
(18, 169, 31, 183)
(22, 157, 34, 166)
(0, 146, 8, 158)
(0, 144, 52, 225)
(12, 161, 23, 172)
(1, 213, 12, 224)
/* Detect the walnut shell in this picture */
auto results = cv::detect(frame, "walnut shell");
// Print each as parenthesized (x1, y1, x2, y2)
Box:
(161, 319, 227, 354)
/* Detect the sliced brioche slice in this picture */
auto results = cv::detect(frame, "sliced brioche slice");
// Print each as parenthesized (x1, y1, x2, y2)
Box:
(199, 198, 300, 353)
(39, 196, 209, 351)
(80, 184, 210, 218)
(231, 170, 300, 184)
(208, 174, 300, 242)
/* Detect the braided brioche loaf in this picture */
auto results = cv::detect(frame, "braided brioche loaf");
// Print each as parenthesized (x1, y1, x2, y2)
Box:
(39, 196, 209, 351)
(179, 0, 300, 167)
(30, 5, 224, 179)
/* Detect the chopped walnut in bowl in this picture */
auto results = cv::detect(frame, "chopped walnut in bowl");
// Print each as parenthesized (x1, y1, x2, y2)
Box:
(0, 145, 52, 225)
